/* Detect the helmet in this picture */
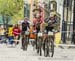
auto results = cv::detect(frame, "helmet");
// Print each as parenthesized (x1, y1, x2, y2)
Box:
(24, 17, 29, 21)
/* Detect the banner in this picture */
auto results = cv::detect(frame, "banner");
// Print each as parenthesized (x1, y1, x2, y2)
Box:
(55, 32, 61, 47)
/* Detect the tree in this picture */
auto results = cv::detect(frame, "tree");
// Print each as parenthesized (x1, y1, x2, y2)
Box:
(0, 0, 23, 28)
(0, 0, 23, 16)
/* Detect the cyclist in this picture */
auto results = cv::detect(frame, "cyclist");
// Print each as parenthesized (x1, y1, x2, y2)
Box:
(33, 14, 44, 50)
(22, 17, 30, 32)
(43, 15, 57, 57)
(21, 17, 30, 50)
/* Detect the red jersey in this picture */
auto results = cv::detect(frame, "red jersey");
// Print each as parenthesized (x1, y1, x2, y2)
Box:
(13, 27, 21, 36)
(33, 18, 43, 26)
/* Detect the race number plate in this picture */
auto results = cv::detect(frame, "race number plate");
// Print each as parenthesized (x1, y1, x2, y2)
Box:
(38, 32, 43, 37)
(48, 31, 53, 36)
(25, 31, 29, 35)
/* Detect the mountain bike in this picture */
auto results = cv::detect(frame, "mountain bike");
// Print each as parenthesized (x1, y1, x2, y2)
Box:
(22, 31, 29, 51)
(37, 31, 43, 56)
(44, 31, 54, 57)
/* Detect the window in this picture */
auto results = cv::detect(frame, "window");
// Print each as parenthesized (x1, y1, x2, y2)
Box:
(64, 0, 72, 9)
(51, 4, 53, 10)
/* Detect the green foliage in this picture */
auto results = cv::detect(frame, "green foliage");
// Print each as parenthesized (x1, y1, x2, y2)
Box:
(0, 0, 23, 16)
(11, 8, 24, 24)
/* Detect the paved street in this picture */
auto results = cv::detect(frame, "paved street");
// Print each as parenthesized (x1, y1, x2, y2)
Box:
(0, 43, 75, 61)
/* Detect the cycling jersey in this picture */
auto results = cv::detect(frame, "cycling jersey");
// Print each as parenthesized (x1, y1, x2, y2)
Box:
(33, 18, 42, 33)
(22, 21, 30, 31)
(21, 21, 30, 36)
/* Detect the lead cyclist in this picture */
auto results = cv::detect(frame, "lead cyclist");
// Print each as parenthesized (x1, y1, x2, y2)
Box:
(33, 15, 44, 50)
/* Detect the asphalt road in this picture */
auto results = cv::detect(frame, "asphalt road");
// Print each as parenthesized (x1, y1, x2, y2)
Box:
(0, 43, 75, 61)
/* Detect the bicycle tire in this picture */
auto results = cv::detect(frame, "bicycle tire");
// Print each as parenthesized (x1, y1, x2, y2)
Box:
(22, 39, 25, 50)
(37, 37, 42, 56)
(44, 38, 50, 57)
(49, 37, 54, 57)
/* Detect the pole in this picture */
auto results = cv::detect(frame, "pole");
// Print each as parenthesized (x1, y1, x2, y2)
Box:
(2, 14, 5, 28)
(71, 0, 74, 44)
(30, 0, 34, 22)
(62, 0, 66, 43)
(73, 0, 75, 44)
(24, 0, 28, 17)
(24, 2, 25, 17)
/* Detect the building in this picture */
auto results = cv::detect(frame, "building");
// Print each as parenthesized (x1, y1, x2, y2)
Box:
(24, 0, 30, 18)
(73, 0, 75, 44)
(56, 0, 74, 43)
(63, 0, 73, 43)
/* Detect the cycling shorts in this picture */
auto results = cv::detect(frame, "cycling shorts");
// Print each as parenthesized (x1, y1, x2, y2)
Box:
(45, 26, 54, 32)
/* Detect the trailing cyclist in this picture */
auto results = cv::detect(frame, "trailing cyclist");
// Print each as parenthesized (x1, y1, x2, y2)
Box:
(21, 17, 30, 50)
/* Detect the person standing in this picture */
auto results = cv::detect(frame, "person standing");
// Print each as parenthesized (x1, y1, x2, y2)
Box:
(8, 25, 14, 45)
(13, 24, 21, 45)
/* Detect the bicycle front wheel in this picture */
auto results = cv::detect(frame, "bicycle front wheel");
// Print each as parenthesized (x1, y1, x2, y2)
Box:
(49, 37, 54, 57)
(37, 37, 42, 56)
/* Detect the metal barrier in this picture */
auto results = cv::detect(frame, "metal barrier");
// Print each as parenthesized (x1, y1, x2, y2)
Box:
(54, 43, 75, 47)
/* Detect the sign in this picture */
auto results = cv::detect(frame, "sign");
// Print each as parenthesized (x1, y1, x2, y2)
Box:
(55, 32, 61, 47)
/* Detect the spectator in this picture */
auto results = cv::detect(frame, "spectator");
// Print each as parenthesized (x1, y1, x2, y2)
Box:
(8, 25, 14, 45)
(13, 24, 21, 45)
